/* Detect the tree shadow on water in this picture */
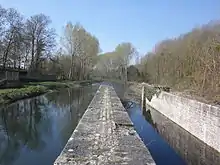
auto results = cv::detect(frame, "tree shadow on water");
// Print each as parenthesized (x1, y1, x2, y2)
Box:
(0, 97, 48, 165)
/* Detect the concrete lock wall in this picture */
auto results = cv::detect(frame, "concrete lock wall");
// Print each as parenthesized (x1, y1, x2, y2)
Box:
(145, 90, 220, 153)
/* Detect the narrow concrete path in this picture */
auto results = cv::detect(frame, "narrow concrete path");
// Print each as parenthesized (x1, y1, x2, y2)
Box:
(54, 85, 155, 165)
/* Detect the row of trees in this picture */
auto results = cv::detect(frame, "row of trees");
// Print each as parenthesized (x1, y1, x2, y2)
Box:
(38, 22, 101, 81)
(0, 6, 100, 81)
(93, 43, 138, 84)
(0, 5, 139, 82)
(138, 22, 220, 102)
(50, 25, 138, 81)
(59, 23, 100, 80)
(0, 5, 55, 72)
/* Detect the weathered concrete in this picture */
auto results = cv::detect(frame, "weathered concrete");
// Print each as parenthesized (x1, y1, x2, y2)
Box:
(54, 85, 155, 165)
(146, 106, 220, 165)
(143, 85, 220, 153)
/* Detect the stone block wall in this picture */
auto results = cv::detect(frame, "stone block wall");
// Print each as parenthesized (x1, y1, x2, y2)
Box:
(147, 107, 220, 165)
(145, 91, 220, 153)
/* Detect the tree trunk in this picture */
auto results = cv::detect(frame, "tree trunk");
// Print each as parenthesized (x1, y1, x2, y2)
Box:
(31, 36, 35, 68)
(201, 67, 207, 93)
(3, 37, 13, 68)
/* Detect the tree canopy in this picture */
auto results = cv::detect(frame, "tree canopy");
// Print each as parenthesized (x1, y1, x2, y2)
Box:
(0, 4, 219, 103)
(138, 22, 220, 102)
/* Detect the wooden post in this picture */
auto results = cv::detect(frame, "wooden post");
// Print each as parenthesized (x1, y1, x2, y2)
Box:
(141, 85, 146, 111)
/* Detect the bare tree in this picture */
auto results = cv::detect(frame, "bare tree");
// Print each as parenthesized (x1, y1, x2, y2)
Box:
(61, 22, 99, 80)
(1, 8, 24, 68)
(115, 42, 137, 85)
(25, 14, 56, 72)
(139, 21, 220, 103)
(93, 43, 138, 82)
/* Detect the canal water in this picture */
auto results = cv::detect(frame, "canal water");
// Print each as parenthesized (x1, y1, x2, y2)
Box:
(0, 82, 219, 165)
(122, 100, 220, 165)
(0, 84, 99, 165)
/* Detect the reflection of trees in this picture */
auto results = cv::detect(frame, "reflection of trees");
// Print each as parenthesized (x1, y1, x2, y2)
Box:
(0, 97, 48, 165)
(45, 87, 97, 114)
(0, 84, 99, 165)
(56, 86, 99, 145)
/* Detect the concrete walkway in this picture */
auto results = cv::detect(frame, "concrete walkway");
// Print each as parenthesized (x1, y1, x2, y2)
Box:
(54, 85, 155, 165)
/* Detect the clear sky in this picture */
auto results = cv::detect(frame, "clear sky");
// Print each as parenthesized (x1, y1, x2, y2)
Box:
(1, 0, 220, 55)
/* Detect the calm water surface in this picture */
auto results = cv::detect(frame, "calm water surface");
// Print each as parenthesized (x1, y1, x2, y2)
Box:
(1, 82, 219, 165)
(0, 84, 99, 165)
(122, 100, 220, 165)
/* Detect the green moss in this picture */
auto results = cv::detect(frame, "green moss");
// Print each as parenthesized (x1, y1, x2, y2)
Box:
(0, 80, 98, 106)
(0, 86, 47, 105)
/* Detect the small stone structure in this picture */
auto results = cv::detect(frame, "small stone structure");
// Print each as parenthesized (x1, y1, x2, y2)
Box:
(0, 70, 19, 81)
(54, 85, 155, 165)
(5, 71, 19, 81)
(142, 84, 220, 153)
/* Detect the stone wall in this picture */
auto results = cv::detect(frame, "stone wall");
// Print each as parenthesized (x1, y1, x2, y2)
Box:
(54, 85, 155, 165)
(146, 107, 220, 165)
(145, 90, 220, 153)
(6, 71, 19, 81)
(0, 70, 19, 81)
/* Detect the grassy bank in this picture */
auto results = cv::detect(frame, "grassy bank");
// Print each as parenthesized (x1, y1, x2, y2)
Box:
(28, 80, 99, 89)
(28, 81, 75, 89)
(0, 80, 100, 106)
(0, 81, 76, 105)
(0, 85, 47, 105)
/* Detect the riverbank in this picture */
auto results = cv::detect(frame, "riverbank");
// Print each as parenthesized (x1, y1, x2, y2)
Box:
(128, 81, 220, 106)
(0, 85, 47, 105)
(28, 81, 76, 89)
(0, 80, 98, 106)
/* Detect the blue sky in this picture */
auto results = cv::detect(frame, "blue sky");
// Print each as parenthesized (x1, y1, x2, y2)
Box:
(1, 0, 220, 55)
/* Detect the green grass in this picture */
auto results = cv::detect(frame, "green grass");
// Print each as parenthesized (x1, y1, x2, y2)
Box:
(0, 85, 47, 105)
(0, 81, 72, 105)
(0, 80, 99, 106)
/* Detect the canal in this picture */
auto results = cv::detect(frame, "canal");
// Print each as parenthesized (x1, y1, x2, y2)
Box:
(122, 100, 220, 165)
(0, 83, 219, 165)
(0, 84, 99, 165)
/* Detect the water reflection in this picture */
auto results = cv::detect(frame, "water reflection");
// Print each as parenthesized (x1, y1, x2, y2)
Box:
(122, 99, 220, 165)
(0, 85, 99, 165)
(122, 100, 186, 165)
(146, 105, 220, 165)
